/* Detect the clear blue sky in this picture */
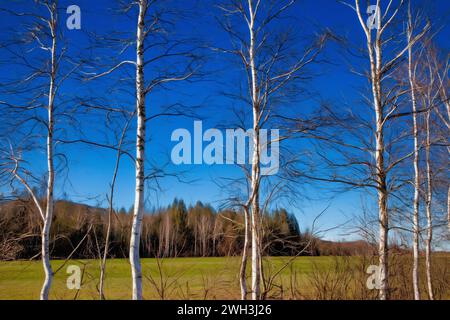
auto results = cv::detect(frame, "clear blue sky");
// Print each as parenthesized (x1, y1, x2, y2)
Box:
(1, 0, 449, 241)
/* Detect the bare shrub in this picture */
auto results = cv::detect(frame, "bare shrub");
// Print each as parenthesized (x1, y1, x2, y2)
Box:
(0, 237, 23, 260)
(307, 257, 354, 300)
(144, 258, 186, 300)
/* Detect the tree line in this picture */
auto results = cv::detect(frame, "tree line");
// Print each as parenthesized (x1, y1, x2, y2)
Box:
(0, 198, 319, 260)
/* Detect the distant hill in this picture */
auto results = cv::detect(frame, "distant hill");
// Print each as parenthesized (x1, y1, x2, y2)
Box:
(2, 198, 430, 260)
(0, 198, 307, 260)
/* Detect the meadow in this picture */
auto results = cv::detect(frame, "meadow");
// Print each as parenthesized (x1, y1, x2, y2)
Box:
(1, 255, 448, 300)
(0, 257, 335, 300)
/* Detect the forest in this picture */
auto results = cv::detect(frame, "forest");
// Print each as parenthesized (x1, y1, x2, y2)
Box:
(0, 198, 311, 259)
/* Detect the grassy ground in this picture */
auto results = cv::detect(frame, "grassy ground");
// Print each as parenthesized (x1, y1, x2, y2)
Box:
(1, 255, 448, 299)
(0, 256, 335, 300)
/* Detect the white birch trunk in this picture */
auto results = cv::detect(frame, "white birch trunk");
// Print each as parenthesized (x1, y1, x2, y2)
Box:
(239, 207, 251, 300)
(372, 34, 389, 302)
(407, 23, 420, 300)
(40, 11, 57, 300)
(247, 0, 261, 301)
(424, 110, 434, 300)
(355, 0, 389, 299)
(374, 89, 389, 301)
(250, 128, 261, 301)
(129, 0, 147, 300)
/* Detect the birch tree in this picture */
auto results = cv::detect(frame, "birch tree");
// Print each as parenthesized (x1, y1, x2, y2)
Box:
(406, 4, 420, 300)
(423, 88, 434, 300)
(217, 0, 328, 300)
(419, 42, 449, 300)
(344, 0, 428, 299)
(129, 0, 147, 300)
(404, 5, 447, 298)
(85, 0, 202, 299)
(0, 0, 80, 299)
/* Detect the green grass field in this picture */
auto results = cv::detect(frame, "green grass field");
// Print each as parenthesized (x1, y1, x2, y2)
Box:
(0, 257, 336, 300)
(1, 256, 448, 300)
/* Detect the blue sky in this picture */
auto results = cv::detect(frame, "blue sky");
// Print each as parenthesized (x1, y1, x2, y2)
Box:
(1, 0, 449, 241)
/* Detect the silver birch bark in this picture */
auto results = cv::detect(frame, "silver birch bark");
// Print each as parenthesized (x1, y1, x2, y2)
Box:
(407, 11, 420, 300)
(130, 0, 147, 300)
(239, 206, 251, 300)
(247, 0, 262, 300)
(355, 0, 389, 300)
(40, 4, 58, 300)
(218, 0, 325, 300)
(348, 0, 429, 299)
(424, 109, 434, 300)
(1, 1, 70, 299)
